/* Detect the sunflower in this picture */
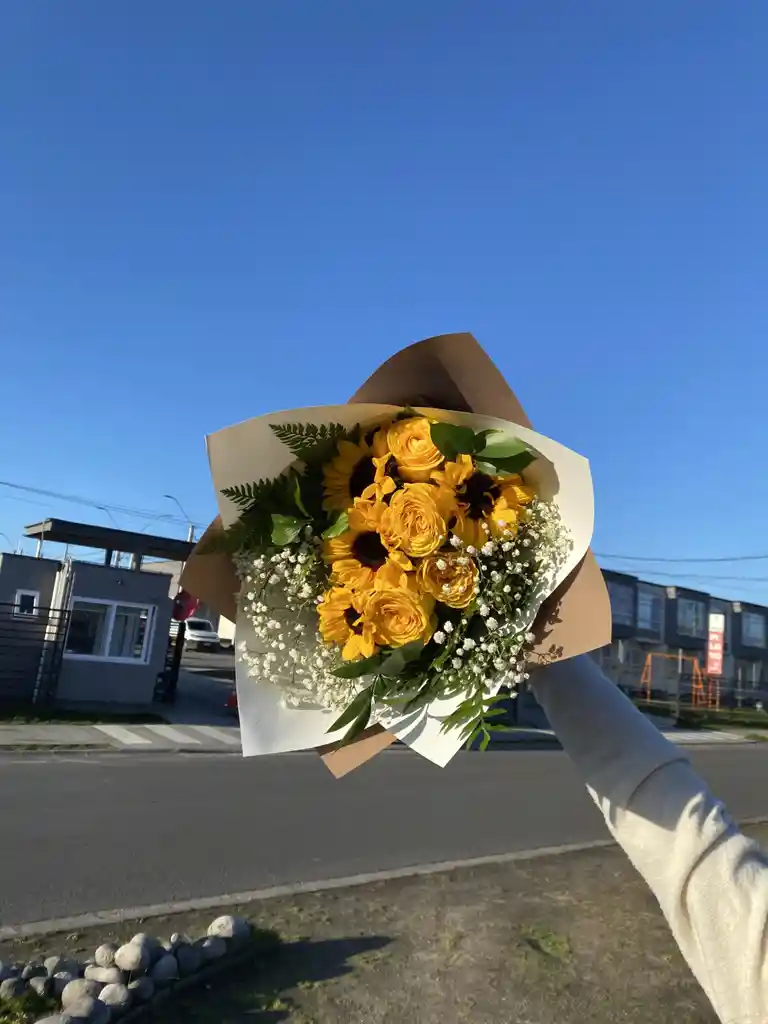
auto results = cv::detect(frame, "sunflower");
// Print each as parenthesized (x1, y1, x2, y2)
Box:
(323, 499, 413, 591)
(317, 587, 377, 661)
(323, 428, 393, 512)
(433, 457, 535, 547)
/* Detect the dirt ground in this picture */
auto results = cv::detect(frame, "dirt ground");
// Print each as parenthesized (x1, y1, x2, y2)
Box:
(7, 826, 767, 1024)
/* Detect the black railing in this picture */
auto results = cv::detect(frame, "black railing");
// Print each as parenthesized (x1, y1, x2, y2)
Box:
(0, 602, 70, 705)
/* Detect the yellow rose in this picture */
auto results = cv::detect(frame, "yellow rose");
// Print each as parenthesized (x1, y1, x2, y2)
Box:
(418, 554, 478, 609)
(381, 483, 446, 558)
(366, 586, 435, 649)
(385, 417, 444, 482)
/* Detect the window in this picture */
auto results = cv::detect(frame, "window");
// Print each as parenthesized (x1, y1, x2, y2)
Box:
(742, 611, 767, 649)
(13, 590, 40, 617)
(737, 660, 763, 690)
(187, 618, 214, 632)
(637, 588, 663, 636)
(65, 599, 155, 663)
(607, 581, 634, 627)
(677, 598, 707, 638)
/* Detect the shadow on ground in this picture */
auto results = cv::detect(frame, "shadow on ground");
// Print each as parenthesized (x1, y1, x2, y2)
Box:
(157, 934, 392, 1023)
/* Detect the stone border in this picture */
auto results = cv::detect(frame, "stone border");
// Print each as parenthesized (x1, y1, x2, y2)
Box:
(0, 916, 275, 1023)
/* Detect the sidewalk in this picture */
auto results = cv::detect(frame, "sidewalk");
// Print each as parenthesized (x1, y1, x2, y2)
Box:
(0, 720, 242, 752)
(0, 720, 755, 753)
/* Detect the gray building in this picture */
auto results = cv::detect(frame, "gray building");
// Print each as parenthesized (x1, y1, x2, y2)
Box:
(0, 519, 194, 707)
(594, 568, 768, 705)
(0, 552, 174, 705)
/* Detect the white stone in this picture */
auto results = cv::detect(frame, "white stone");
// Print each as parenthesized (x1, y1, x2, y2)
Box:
(64, 994, 110, 1023)
(0, 977, 27, 1001)
(94, 944, 118, 969)
(21, 963, 47, 980)
(61, 978, 102, 1007)
(130, 933, 163, 963)
(207, 915, 251, 942)
(29, 975, 53, 998)
(99, 982, 131, 1013)
(114, 943, 149, 974)
(84, 966, 124, 986)
(45, 956, 80, 978)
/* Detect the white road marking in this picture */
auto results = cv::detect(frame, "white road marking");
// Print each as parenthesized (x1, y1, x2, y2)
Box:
(187, 725, 241, 746)
(93, 725, 152, 746)
(144, 724, 202, 745)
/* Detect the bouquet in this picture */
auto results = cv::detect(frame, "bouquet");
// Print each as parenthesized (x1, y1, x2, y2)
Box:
(182, 334, 610, 774)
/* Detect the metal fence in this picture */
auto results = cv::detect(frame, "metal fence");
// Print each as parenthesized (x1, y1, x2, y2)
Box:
(0, 602, 70, 705)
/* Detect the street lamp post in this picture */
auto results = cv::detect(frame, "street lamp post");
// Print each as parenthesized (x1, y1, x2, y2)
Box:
(164, 495, 196, 543)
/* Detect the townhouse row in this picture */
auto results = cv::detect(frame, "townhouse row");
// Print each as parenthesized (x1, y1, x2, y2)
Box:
(593, 570, 768, 702)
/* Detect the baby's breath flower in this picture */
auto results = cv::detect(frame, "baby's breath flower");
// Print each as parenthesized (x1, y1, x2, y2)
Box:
(436, 558, 447, 571)
(444, 621, 454, 634)
(433, 631, 446, 645)
(450, 535, 462, 548)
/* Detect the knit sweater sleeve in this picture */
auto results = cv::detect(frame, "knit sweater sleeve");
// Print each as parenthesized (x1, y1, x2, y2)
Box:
(532, 654, 768, 1024)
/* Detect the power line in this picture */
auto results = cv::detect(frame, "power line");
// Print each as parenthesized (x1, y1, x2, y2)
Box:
(596, 551, 768, 564)
(0, 480, 205, 530)
(605, 568, 768, 583)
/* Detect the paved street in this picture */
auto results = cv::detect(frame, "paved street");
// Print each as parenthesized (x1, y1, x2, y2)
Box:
(2, 745, 768, 927)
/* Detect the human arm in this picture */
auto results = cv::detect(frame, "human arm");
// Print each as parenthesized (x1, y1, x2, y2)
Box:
(533, 654, 768, 1024)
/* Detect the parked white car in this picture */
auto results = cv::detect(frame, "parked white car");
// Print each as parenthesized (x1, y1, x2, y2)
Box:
(181, 617, 221, 651)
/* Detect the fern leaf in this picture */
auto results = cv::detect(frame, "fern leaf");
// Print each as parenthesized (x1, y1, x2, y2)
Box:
(270, 422, 348, 463)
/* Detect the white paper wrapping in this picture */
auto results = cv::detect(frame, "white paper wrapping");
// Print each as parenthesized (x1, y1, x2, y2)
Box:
(206, 405, 594, 767)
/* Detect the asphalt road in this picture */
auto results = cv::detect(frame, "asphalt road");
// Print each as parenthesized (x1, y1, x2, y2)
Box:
(180, 648, 235, 683)
(2, 745, 768, 926)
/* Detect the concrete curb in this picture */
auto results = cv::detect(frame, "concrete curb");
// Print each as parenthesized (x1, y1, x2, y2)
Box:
(4, 815, 767, 942)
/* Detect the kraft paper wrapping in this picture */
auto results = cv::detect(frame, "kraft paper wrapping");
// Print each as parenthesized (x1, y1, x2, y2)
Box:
(181, 332, 610, 777)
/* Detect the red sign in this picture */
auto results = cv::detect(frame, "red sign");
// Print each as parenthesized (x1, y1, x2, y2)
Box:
(172, 590, 200, 622)
(706, 612, 725, 676)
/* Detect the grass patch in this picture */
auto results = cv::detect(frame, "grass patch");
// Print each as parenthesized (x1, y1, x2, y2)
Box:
(521, 925, 572, 961)
(0, 991, 57, 1024)
(634, 699, 768, 731)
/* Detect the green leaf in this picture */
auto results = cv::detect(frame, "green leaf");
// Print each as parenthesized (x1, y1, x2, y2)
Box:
(327, 685, 374, 734)
(477, 433, 530, 460)
(476, 450, 536, 476)
(322, 510, 349, 540)
(430, 422, 478, 460)
(472, 429, 496, 450)
(379, 640, 425, 677)
(271, 514, 308, 546)
(270, 422, 349, 464)
(293, 475, 308, 517)
(331, 652, 384, 679)
(479, 728, 491, 752)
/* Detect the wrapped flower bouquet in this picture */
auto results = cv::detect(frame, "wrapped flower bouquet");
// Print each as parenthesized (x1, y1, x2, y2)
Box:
(182, 334, 610, 775)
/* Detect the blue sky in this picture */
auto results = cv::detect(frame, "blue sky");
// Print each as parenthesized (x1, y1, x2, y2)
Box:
(2, 2, 767, 601)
